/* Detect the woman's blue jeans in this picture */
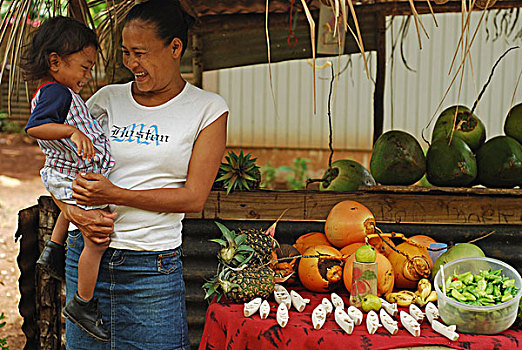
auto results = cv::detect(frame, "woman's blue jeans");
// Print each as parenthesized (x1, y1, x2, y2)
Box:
(64, 229, 190, 350)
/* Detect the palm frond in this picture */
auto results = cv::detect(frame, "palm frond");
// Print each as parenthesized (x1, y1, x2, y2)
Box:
(0, 0, 137, 116)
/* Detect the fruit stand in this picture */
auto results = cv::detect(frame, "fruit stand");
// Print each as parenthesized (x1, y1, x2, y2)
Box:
(15, 185, 522, 348)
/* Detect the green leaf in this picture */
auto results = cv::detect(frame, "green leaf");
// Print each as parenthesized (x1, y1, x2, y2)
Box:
(242, 174, 257, 182)
(236, 246, 255, 252)
(209, 238, 227, 247)
(216, 173, 234, 182)
(214, 222, 236, 244)
(234, 234, 247, 245)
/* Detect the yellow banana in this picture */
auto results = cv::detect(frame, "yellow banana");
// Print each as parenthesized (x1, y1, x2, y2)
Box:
(394, 290, 416, 307)
(414, 295, 427, 307)
(417, 278, 432, 300)
(398, 290, 417, 298)
(385, 292, 399, 303)
(426, 290, 438, 302)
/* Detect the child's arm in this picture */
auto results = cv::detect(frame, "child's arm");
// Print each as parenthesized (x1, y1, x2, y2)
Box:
(27, 123, 95, 161)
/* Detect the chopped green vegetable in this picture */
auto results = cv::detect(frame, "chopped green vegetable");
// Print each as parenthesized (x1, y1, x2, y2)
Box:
(441, 268, 519, 306)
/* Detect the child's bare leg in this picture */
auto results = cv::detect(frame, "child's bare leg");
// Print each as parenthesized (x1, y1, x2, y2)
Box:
(77, 236, 109, 301)
(50, 212, 69, 245)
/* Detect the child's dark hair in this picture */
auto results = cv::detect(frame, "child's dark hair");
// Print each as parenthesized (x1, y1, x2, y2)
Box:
(21, 16, 99, 81)
(124, 0, 195, 57)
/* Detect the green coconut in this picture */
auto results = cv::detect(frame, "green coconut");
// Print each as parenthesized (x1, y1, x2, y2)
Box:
(432, 243, 485, 279)
(504, 103, 522, 144)
(319, 159, 376, 191)
(426, 136, 477, 187)
(370, 130, 426, 185)
(432, 105, 486, 152)
(476, 136, 522, 188)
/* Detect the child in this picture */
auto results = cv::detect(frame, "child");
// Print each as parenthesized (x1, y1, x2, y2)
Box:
(22, 16, 114, 342)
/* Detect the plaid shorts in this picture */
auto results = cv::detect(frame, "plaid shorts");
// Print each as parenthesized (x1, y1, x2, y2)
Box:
(40, 167, 106, 210)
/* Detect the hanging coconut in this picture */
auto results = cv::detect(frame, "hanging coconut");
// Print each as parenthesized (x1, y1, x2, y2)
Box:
(343, 252, 394, 296)
(505, 103, 522, 144)
(325, 200, 376, 248)
(293, 232, 332, 254)
(370, 130, 426, 185)
(387, 242, 433, 290)
(298, 245, 344, 292)
(431, 105, 486, 152)
(319, 159, 376, 191)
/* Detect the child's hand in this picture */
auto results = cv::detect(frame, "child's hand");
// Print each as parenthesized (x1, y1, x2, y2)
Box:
(70, 129, 95, 161)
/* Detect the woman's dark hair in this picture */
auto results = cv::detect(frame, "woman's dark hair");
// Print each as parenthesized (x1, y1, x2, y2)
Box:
(124, 0, 195, 57)
(21, 16, 99, 81)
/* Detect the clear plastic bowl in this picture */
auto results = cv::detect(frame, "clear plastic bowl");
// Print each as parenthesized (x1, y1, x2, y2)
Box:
(434, 257, 522, 334)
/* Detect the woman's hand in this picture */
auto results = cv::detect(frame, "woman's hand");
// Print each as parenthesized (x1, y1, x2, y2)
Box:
(72, 172, 120, 206)
(58, 202, 116, 244)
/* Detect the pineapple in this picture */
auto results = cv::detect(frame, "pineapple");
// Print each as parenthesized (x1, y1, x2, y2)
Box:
(211, 222, 255, 267)
(215, 150, 261, 194)
(211, 222, 277, 268)
(203, 265, 275, 303)
(240, 228, 278, 265)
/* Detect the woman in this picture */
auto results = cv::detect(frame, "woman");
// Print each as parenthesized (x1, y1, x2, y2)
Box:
(53, 0, 228, 348)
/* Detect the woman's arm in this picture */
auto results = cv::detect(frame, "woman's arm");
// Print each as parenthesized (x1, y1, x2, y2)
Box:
(73, 113, 228, 213)
(51, 195, 116, 244)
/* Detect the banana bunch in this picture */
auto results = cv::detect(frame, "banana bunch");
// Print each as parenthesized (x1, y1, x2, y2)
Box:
(385, 279, 437, 307)
(386, 290, 418, 307)
(415, 279, 437, 307)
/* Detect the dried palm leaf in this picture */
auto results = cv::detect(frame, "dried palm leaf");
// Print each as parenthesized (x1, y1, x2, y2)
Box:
(300, 0, 316, 114)
(264, 0, 279, 118)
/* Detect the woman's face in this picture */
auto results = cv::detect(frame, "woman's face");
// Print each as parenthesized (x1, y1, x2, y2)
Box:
(122, 21, 182, 94)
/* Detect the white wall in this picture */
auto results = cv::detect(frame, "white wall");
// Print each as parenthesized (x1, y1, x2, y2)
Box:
(215, 10, 522, 151)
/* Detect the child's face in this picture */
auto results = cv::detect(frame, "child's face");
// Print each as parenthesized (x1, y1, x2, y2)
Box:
(49, 45, 97, 94)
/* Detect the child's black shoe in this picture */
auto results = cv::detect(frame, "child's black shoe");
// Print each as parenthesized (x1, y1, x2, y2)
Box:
(63, 292, 110, 342)
(36, 240, 65, 280)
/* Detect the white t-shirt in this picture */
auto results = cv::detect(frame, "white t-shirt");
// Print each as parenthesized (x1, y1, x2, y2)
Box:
(86, 82, 228, 251)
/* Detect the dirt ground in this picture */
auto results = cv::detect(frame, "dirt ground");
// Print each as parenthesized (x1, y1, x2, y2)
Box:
(0, 133, 47, 349)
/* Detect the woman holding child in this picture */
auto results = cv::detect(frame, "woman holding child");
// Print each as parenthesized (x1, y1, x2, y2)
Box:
(54, 0, 228, 348)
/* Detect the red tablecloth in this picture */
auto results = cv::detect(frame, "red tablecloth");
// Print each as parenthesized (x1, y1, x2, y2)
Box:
(199, 288, 521, 350)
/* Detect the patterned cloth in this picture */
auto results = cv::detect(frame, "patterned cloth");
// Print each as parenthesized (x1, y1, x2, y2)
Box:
(26, 82, 114, 202)
(25, 83, 114, 179)
(199, 287, 521, 350)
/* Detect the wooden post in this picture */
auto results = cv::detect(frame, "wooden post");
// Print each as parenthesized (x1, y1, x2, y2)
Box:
(36, 197, 61, 350)
(15, 205, 39, 350)
(191, 33, 203, 88)
(373, 11, 386, 145)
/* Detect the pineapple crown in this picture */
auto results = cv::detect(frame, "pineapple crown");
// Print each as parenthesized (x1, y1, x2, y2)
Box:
(210, 222, 255, 267)
(203, 265, 237, 302)
(216, 150, 260, 194)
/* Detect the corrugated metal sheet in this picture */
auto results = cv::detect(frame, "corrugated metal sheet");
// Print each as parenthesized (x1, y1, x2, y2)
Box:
(217, 11, 521, 151)
(219, 54, 376, 151)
